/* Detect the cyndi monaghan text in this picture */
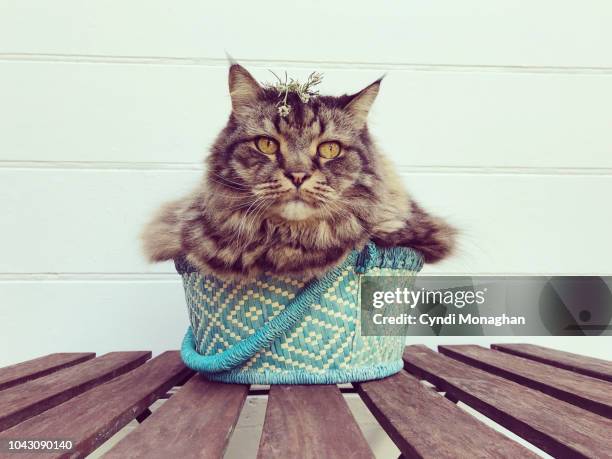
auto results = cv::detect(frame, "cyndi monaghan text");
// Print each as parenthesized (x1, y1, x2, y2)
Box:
(372, 313, 526, 327)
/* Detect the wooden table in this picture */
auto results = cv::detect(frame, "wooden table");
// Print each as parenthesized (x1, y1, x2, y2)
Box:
(0, 344, 610, 458)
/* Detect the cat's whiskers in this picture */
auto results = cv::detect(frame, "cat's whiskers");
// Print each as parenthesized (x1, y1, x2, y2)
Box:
(231, 197, 275, 255)
(207, 178, 252, 193)
(208, 190, 253, 201)
(209, 171, 251, 188)
(326, 199, 375, 239)
(253, 180, 282, 191)
(236, 198, 276, 256)
(302, 189, 334, 209)
(226, 198, 265, 212)
(313, 181, 334, 192)
(233, 194, 272, 243)
(234, 198, 263, 238)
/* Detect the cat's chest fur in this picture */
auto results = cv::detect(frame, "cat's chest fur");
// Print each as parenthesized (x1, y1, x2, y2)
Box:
(185, 212, 367, 280)
(260, 218, 366, 273)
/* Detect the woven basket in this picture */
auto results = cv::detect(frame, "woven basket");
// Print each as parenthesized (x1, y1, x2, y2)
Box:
(176, 243, 423, 384)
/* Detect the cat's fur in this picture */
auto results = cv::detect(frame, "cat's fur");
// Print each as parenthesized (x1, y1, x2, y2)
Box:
(142, 64, 456, 280)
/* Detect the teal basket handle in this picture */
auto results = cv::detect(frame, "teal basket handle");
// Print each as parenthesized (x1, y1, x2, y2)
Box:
(181, 251, 359, 373)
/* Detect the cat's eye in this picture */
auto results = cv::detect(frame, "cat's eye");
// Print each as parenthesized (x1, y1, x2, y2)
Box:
(317, 141, 342, 159)
(255, 137, 279, 155)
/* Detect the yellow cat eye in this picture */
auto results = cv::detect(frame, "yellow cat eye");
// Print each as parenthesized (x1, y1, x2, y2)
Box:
(255, 136, 279, 155)
(317, 141, 342, 159)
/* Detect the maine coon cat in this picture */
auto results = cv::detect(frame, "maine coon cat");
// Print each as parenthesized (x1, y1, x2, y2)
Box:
(142, 64, 456, 280)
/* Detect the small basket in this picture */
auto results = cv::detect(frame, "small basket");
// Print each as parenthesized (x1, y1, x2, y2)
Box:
(176, 242, 423, 384)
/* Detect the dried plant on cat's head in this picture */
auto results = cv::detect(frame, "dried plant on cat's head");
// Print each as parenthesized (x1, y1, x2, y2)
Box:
(263, 71, 324, 117)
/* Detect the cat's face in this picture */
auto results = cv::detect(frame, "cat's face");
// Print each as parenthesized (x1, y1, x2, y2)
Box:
(208, 65, 381, 222)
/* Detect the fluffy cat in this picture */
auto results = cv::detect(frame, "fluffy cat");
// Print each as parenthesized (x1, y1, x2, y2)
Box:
(142, 64, 456, 280)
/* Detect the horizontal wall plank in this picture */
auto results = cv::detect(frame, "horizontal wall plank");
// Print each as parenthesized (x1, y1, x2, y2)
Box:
(0, 281, 187, 368)
(0, 1, 611, 67)
(0, 169, 611, 275)
(1, 62, 612, 168)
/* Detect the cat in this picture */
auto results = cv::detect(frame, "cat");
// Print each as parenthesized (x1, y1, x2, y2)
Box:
(142, 64, 456, 280)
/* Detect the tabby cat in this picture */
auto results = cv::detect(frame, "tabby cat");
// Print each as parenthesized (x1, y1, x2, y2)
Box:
(142, 64, 456, 280)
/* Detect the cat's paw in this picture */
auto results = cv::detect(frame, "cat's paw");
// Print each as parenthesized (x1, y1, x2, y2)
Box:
(372, 201, 457, 263)
(408, 216, 457, 263)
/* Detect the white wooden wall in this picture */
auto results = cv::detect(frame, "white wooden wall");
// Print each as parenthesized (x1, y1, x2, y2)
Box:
(1, 1, 611, 366)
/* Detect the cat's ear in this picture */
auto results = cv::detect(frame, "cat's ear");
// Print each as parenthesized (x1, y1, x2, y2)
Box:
(345, 78, 382, 126)
(228, 64, 261, 113)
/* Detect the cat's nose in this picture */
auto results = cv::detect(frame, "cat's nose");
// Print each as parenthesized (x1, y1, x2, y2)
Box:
(285, 172, 310, 187)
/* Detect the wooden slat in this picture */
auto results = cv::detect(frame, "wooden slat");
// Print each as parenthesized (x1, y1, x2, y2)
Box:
(257, 385, 374, 459)
(103, 375, 248, 459)
(439, 345, 612, 418)
(492, 343, 612, 382)
(403, 345, 612, 459)
(0, 351, 150, 432)
(0, 351, 191, 459)
(355, 371, 537, 458)
(0, 353, 95, 391)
